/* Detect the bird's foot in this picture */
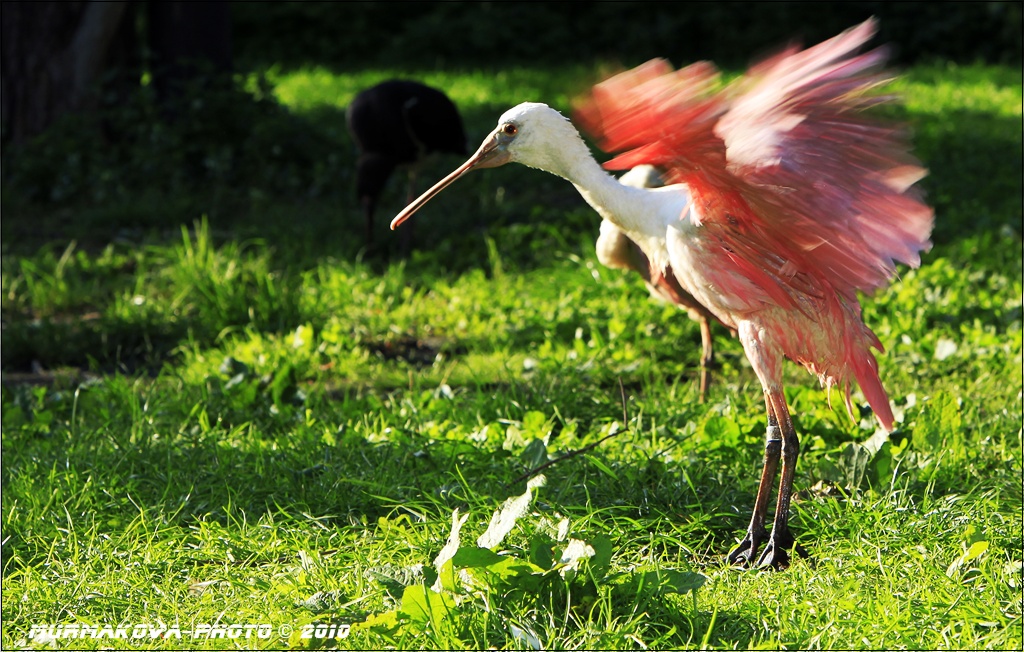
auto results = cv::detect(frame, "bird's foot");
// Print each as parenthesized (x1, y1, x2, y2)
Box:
(754, 530, 808, 571)
(755, 539, 790, 570)
(727, 527, 768, 567)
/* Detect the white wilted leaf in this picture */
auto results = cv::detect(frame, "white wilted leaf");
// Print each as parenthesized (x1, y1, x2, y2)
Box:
(477, 478, 544, 549)
(432, 508, 469, 592)
(510, 623, 542, 650)
(557, 538, 596, 578)
(1003, 560, 1024, 589)
(934, 337, 957, 361)
(556, 518, 570, 542)
(292, 324, 314, 350)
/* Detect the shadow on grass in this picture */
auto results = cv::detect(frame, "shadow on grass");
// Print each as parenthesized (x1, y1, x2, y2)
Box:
(909, 110, 1023, 245)
(0, 364, 896, 575)
(1, 368, 739, 541)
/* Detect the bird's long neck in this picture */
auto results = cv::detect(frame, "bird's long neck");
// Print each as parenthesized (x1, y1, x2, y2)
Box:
(540, 129, 665, 241)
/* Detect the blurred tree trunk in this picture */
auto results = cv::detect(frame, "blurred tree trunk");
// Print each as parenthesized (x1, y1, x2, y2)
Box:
(1, 1, 128, 144)
(147, 1, 232, 119)
(1, 1, 233, 144)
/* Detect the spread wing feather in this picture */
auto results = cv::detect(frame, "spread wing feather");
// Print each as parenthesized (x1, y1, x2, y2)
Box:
(574, 19, 934, 306)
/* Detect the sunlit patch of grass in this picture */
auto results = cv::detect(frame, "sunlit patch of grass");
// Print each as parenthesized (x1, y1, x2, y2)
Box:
(264, 64, 599, 117)
(897, 62, 1023, 117)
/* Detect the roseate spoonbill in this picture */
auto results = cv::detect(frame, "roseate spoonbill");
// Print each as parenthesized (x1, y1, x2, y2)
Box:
(600, 165, 724, 401)
(347, 80, 468, 245)
(390, 19, 934, 569)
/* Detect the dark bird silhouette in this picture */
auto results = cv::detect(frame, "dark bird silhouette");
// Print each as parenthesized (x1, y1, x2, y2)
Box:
(346, 80, 468, 246)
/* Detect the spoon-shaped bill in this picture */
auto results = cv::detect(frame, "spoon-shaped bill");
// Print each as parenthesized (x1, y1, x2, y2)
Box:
(390, 129, 510, 230)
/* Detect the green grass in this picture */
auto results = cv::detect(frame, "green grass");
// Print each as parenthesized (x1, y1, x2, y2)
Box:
(2, 61, 1022, 650)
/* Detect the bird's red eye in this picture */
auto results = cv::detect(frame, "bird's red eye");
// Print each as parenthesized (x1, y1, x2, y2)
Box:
(502, 123, 518, 136)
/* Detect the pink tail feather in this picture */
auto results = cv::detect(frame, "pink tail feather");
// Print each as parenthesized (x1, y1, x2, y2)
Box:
(850, 348, 895, 431)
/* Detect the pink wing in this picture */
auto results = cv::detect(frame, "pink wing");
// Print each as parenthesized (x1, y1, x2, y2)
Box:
(574, 19, 934, 306)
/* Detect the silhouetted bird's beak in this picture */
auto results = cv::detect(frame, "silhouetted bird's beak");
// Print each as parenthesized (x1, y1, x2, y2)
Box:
(390, 128, 510, 230)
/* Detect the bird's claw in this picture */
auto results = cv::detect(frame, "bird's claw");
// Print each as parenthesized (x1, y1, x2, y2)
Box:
(753, 532, 807, 571)
(730, 527, 807, 570)
(727, 528, 768, 567)
(755, 541, 791, 570)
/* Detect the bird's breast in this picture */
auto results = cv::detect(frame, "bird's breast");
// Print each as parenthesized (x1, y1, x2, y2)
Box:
(608, 185, 694, 271)
(663, 213, 759, 326)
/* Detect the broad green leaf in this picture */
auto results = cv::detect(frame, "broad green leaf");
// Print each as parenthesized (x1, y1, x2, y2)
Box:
(964, 540, 989, 562)
(522, 410, 549, 437)
(947, 540, 991, 577)
(399, 584, 455, 624)
(366, 564, 427, 600)
(588, 535, 614, 578)
(528, 536, 555, 570)
(917, 391, 962, 451)
(460, 556, 544, 595)
(840, 442, 873, 489)
(661, 570, 707, 594)
(452, 546, 506, 568)
(352, 608, 403, 635)
(620, 569, 707, 597)
(702, 416, 740, 448)
(871, 441, 894, 487)
(520, 438, 549, 469)
(964, 524, 989, 547)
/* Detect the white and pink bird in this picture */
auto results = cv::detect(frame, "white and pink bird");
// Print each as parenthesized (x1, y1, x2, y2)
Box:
(391, 19, 933, 569)
(598, 164, 725, 402)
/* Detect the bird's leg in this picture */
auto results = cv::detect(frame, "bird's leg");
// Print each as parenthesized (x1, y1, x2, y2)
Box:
(398, 168, 419, 254)
(727, 396, 782, 566)
(755, 388, 807, 570)
(406, 166, 419, 205)
(698, 318, 713, 403)
(361, 196, 375, 246)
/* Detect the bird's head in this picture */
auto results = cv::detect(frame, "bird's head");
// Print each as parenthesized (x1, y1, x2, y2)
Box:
(390, 103, 583, 230)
